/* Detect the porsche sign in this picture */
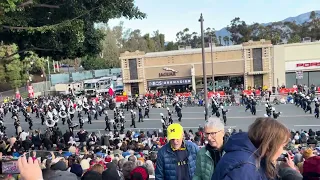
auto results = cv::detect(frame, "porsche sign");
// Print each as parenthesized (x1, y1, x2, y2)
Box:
(296, 62, 320, 68)
(286, 60, 320, 71)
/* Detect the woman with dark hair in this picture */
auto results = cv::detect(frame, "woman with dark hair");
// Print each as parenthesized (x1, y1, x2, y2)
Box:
(211, 117, 291, 180)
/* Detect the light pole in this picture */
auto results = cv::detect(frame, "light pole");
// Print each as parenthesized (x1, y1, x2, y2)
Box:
(46, 57, 51, 96)
(199, 14, 209, 121)
(210, 36, 215, 91)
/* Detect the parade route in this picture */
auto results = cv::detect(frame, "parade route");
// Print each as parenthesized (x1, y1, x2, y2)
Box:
(3, 104, 320, 136)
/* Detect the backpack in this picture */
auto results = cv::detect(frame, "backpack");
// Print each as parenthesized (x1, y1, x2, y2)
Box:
(303, 156, 320, 180)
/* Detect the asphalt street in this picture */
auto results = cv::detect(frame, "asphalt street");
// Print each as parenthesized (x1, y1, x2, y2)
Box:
(2, 104, 320, 136)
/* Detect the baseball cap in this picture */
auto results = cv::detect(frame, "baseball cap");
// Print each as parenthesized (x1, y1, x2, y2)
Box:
(167, 123, 183, 141)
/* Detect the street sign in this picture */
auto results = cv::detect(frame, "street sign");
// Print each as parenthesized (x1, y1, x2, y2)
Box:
(296, 71, 303, 79)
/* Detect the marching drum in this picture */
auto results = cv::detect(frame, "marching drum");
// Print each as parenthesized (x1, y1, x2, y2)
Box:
(76, 105, 83, 112)
(59, 111, 67, 118)
(69, 107, 75, 114)
(46, 119, 55, 127)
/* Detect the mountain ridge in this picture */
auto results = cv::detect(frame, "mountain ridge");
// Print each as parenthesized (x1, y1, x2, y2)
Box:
(215, 10, 320, 40)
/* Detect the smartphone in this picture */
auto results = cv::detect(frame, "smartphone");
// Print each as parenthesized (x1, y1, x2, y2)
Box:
(143, 150, 149, 155)
(277, 153, 288, 161)
(2, 160, 20, 174)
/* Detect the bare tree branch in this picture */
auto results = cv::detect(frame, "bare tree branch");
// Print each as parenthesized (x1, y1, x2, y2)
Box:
(1, 46, 60, 61)
(34, 4, 60, 8)
(18, 0, 60, 9)
(17, 0, 33, 7)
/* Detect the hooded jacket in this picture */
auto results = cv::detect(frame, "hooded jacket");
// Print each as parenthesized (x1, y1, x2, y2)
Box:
(155, 141, 199, 180)
(211, 132, 269, 180)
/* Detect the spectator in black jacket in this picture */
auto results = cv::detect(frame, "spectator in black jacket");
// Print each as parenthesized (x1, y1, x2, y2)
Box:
(77, 129, 87, 148)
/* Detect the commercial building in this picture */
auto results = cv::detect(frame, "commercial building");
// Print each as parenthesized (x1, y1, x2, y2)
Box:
(120, 40, 274, 95)
(273, 41, 320, 88)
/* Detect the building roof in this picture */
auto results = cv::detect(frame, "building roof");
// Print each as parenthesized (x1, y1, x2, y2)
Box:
(144, 45, 243, 58)
(83, 79, 100, 83)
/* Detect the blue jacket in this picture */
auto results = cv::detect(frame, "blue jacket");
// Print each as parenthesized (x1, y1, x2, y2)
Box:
(211, 132, 269, 180)
(155, 141, 199, 180)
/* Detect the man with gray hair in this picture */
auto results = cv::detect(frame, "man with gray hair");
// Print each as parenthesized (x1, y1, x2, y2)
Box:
(193, 117, 225, 180)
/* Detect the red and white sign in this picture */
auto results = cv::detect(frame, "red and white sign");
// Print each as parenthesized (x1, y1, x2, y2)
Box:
(286, 60, 320, 71)
(28, 86, 34, 98)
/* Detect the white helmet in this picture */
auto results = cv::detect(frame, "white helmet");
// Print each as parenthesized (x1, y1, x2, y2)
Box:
(133, 112, 136, 115)
(271, 107, 275, 111)
(160, 113, 164, 117)
(130, 109, 133, 113)
(220, 106, 224, 109)
(167, 107, 169, 111)
(265, 104, 269, 107)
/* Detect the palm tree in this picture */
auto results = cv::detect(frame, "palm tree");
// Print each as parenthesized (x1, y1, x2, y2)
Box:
(223, 36, 230, 46)
(218, 36, 222, 46)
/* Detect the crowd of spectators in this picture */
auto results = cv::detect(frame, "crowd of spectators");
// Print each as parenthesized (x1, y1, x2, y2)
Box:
(0, 117, 319, 180)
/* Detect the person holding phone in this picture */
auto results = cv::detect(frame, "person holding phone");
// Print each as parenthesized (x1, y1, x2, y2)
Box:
(278, 153, 303, 180)
(17, 155, 43, 180)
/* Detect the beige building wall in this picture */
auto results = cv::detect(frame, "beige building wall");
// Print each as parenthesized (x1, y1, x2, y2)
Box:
(273, 45, 286, 87)
(284, 42, 320, 62)
(273, 41, 320, 87)
(143, 47, 244, 80)
(120, 40, 274, 94)
(243, 40, 273, 89)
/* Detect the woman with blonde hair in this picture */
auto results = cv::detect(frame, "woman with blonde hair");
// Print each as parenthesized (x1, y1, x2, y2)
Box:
(212, 117, 290, 180)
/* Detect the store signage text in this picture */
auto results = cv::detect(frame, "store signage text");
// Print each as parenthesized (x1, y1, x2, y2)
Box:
(296, 62, 320, 68)
(148, 79, 192, 87)
(159, 67, 179, 77)
(159, 72, 177, 77)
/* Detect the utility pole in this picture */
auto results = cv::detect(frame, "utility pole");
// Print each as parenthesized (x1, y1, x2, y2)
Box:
(47, 57, 51, 91)
(199, 14, 209, 121)
(210, 36, 215, 91)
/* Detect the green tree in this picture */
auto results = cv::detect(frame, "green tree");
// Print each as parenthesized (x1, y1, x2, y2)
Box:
(218, 36, 222, 45)
(223, 36, 230, 45)
(204, 27, 218, 46)
(226, 17, 252, 44)
(81, 56, 106, 70)
(0, 0, 146, 60)
(99, 27, 120, 68)
(0, 43, 46, 91)
(288, 34, 301, 43)
(165, 42, 178, 51)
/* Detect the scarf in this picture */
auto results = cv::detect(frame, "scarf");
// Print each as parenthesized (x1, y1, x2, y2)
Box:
(205, 144, 221, 167)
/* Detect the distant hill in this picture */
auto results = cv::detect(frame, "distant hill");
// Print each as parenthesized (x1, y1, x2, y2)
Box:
(215, 10, 320, 42)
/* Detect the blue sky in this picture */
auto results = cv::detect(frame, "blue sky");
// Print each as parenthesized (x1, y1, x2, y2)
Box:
(108, 0, 320, 42)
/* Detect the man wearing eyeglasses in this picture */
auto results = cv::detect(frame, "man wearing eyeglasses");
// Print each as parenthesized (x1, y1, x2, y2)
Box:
(193, 117, 225, 180)
(155, 123, 199, 180)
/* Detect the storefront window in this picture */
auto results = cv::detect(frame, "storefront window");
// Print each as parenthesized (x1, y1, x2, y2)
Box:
(297, 72, 309, 86)
(285, 72, 296, 88)
(286, 71, 320, 87)
(309, 71, 320, 86)
(253, 75, 263, 88)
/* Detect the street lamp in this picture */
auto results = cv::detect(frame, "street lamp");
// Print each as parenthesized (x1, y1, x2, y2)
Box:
(199, 14, 209, 121)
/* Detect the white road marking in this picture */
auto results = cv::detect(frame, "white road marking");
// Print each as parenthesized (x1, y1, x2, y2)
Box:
(2, 114, 314, 125)
(237, 110, 262, 112)
(72, 126, 237, 131)
(294, 125, 320, 127)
